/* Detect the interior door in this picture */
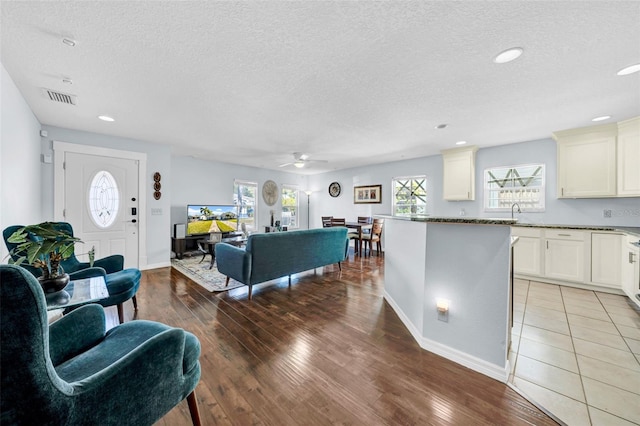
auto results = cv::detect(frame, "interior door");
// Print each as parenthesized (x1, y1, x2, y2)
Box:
(64, 152, 139, 268)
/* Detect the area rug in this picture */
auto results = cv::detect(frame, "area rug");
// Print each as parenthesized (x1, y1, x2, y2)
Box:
(171, 255, 244, 292)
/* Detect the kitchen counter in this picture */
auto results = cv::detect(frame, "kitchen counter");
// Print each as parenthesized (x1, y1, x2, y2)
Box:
(513, 223, 640, 238)
(376, 216, 640, 237)
(376, 215, 518, 226)
(382, 215, 513, 383)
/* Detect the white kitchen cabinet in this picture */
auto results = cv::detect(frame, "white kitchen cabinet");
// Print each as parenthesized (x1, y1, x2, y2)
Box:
(512, 228, 542, 276)
(554, 123, 617, 198)
(591, 233, 622, 288)
(621, 236, 639, 300)
(442, 146, 477, 201)
(544, 230, 586, 282)
(617, 117, 640, 197)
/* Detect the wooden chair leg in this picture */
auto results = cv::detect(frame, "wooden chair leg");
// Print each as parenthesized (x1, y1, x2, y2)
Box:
(186, 390, 202, 426)
(117, 303, 124, 324)
(225, 276, 230, 287)
(132, 295, 138, 310)
(248, 285, 253, 300)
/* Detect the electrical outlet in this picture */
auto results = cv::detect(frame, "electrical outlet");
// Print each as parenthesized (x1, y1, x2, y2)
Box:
(603, 209, 612, 218)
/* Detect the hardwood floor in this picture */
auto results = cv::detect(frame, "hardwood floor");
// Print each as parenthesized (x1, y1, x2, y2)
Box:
(108, 251, 557, 425)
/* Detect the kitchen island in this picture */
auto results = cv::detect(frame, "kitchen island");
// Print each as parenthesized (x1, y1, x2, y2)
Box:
(381, 215, 517, 382)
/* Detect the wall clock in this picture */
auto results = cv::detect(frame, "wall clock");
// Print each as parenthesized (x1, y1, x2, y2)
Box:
(262, 180, 278, 206)
(328, 182, 341, 198)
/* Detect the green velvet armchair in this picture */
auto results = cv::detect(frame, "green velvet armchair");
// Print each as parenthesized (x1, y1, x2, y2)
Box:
(3, 223, 140, 323)
(0, 264, 202, 425)
(3, 222, 123, 277)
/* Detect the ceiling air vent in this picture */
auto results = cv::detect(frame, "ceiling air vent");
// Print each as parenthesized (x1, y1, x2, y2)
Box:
(41, 88, 77, 105)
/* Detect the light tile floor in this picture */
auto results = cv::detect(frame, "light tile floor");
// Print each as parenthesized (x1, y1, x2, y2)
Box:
(509, 279, 640, 426)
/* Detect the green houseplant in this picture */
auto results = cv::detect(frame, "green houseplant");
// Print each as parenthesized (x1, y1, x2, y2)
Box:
(6, 222, 92, 292)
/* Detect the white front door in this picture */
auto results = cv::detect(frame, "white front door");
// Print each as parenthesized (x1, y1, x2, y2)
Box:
(63, 152, 140, 268)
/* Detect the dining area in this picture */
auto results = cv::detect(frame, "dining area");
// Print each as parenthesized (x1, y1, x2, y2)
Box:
(321, 216, 384, 256)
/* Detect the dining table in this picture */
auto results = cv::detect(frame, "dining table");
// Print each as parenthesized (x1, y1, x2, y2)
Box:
(345, 222, 373, 255)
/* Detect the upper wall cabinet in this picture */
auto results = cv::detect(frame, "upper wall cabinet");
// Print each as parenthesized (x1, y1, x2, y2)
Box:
(553, 116, 639, 198)
(554, 123, 617, 198)
(442, 146, 478, 201)
(617, 117, 640, 197)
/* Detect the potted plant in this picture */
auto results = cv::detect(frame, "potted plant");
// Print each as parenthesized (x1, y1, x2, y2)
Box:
(6, 222, 92, 293)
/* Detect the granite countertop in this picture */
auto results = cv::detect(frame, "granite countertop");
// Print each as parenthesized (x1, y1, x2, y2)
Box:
(376, 215, 640, 236)
(513, 223, 640, 238)
(376, 215, 517, 225)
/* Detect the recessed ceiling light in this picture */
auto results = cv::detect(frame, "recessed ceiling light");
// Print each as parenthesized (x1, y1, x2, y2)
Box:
(494, 47, 524, 64)
(294, 161, 305, 168)
(456, 141, 467, 145)
(617, 63, 640, 76)
(98, 115, 115, 122)
(62, 78, 73, 84)
(62, 38, 76, 47)
(592, 115, 611, 122)
(435, 124, 448, 129)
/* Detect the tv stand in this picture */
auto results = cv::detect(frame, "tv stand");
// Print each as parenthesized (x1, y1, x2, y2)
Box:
(172, 232, 243, 259)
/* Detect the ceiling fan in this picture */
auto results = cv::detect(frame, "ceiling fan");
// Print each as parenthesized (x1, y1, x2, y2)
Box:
(278, 152, 328, 168)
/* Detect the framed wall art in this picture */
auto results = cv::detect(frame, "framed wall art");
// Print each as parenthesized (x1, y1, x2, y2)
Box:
(354, 184, 382, 204)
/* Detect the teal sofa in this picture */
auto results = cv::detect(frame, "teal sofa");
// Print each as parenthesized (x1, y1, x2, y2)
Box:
(215, 227, 348, 299)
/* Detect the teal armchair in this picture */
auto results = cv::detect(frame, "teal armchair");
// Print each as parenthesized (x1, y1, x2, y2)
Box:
(3, 223, 140, 323)
(0, 264, 202, 425)
(3, 223, 123, 277)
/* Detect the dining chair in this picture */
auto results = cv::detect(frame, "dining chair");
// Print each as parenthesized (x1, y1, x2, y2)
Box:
(330, 218, 346, 227)
(321, 216, 333, 228)
(361, 218, 384, 256)
(357, 216, 372, 236)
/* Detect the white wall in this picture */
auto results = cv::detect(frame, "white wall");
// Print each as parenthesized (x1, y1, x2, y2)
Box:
(170, 155, 307, 231)
(0, 63, 43, 262)
(309, 139, 640, 228)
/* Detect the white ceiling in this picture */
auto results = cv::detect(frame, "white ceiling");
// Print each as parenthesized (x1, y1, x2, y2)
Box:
(2, 1, 639, 175)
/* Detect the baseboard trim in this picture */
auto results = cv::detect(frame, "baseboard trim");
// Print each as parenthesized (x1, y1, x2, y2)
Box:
(142, 261, 171, 270)
(384, 291, 508, 383)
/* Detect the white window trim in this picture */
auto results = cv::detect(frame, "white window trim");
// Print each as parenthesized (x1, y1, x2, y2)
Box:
(281, 184, 299, 229)
(392, 175, 427, 217)
(234, 179, 257, 233)
(483, 163, 546, 212)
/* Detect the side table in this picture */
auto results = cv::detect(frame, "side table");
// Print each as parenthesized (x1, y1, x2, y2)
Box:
(197, 236, 247, 269)
(46, 275, 109, 311)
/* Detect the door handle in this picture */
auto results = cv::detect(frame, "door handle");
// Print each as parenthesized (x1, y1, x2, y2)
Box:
(127, 219, 137, 223)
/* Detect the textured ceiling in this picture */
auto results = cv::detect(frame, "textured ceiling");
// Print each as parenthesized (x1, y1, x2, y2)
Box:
(2, 1, 639, 174)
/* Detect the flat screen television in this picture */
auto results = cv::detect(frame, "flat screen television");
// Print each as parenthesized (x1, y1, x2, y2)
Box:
(186, 204, 239, 236)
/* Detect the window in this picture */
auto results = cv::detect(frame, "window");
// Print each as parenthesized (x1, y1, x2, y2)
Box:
(392, 176, 426, 216)
(88, 170, 120, 228)
(484, 164, 545, 211)
(281, 185, 299, 229)
(234, 180, 257, 233)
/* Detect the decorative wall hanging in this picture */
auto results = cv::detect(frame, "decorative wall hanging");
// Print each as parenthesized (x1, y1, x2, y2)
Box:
(262, 180, 278, 206)
(328, 181, 341, 197)
(354, 184, 382, 204)
(153, 172, 162, 200)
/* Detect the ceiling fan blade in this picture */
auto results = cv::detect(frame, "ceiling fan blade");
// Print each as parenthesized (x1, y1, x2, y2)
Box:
(278, 162, 294, 167)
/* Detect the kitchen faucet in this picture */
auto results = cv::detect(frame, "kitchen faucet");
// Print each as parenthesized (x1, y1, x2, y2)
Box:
(511, 203, 521, 219)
